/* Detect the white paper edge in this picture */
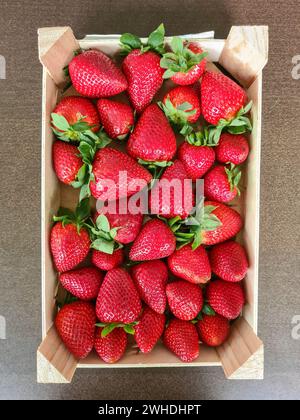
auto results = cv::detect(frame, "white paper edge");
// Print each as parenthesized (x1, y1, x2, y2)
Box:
(81, 31, 215, 41)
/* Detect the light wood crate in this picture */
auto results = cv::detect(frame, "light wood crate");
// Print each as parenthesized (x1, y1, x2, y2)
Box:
(37, 26, 268, 383)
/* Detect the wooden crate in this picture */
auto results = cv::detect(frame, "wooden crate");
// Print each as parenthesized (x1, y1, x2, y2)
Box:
(37, 26, 268, 383)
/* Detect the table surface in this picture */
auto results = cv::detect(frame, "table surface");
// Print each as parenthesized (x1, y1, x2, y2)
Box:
(0, 0, 299, 400)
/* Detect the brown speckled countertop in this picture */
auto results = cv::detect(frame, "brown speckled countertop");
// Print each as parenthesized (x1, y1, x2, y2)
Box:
(0, 0, 299, 400)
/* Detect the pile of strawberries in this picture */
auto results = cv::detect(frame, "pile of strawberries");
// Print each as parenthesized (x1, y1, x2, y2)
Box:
(50, 24, 252, 363)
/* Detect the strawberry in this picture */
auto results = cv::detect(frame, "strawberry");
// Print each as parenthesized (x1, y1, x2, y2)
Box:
(96, 268, 142, 323)
(52, 141, 83, 185)
(209, 240, 249, 282)
(69, 49, 127, 98)
(167, 244, 211, 284)
(197, 314, 230, 347)
(201, 71, 252, 142)
(51, 96, 100, 142)
(215, 133, 249, 165)
(204, 164, 241, 203)
(97, 99, 134, 140)
(90, 148, 152, 201)
(50, 199, 91, 272)
(127, 104, 177, 163)
(121, 24, 165, 113)
(161, 86, 201, 129)
(150, 160, 194, 219)
(129, 219, 176, 261)
(134, 306, 165, 353)
(55, 301, 96, 359)
(166, 281, 203, 321)
(206, 279, 245, 320)
(59, 267, 103, 301)
(161, 38, 207, 86)
(163, 319, 199, 362)
(131, 260, 168, 314)
(92, 248, 124, 271)
(94, 326, 127, 363)
(178, 130, 216, 180)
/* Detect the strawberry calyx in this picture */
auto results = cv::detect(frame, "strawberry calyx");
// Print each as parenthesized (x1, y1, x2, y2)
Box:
(191, 303, 216, 323)
(53, 198, 91, 234)
(160, 37, 208, 79)
(208, 100, 253, 143)
(186, 127, 219, 147)
(51, 113, 102, 143)
(86, 214, 123, 255)
(96, 321, 139, 337)
(120, 23, 165, 55)
(224, 163, 242, 195)
(159, 99, 195, 135)
(138, 159, 173, 181)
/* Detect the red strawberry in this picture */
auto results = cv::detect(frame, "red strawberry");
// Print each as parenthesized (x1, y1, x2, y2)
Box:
(52, 141, 82, 185)
(127, 104, 177, 162)
(134, 307, 165, 353)
(96, 268, 142, 323)
(92, 248, 124, 271)
(150, 160, 194, 219)
(51, 96, 100, 141)
(215, 133, 249, 165)
(178, 141, 215, 180)
(129, 219, 176, 261)
(206, 279, 245, 320)
(197, 314, 230, 347)
(59, 267, 103, 300)
(94, 198, 144, 245)
(167, 244, 211, 284)
(121, 25, 165, 113)
(97, 99, 134, 140)
(131, 260, 168, 314)
(201, 71, 248, 126)
(69, 49, 127, 98)
(161, 86, 201, 126)
(90, 148, 152, 201)
(166, 281, 203, 321)
(209, 240, 248, 282)
(204, 164, 241, 203)
(55, 301, 96, 359)
(163, 319, 199, 362)
(94, 327, 127, 363)
(161, 38, 207, 86)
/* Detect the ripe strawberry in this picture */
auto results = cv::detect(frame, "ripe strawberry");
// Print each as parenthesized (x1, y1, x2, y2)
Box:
(97, 99, 134, 140)
(197, 314, 230, 347)
(161, 38, 207, 85)
(166, 281, 203, 321)
(59, 267, 103, 300)
(206, 279, 245, 320)
(96, 268, 142, 323)
(51, 96, 100, 141)
(167, 244, 211, 284)
(131, 260, 168, 314)
(201, 71, 249, 127)
(204, 164, 241, 203)
(90, 148, 152, 201)
(163, 319, 199, 362)
(178, 141, 215, 181)
(127, 104, 176, 162)
(121, 24, 165, 113)
(161, 86, 201, 127)
(209, 240, 249, 282)
(94, 326, 127, 363)
(55, 301, 96, 359)
(92, 248, 124, 271)
(150, 160, 194, 219)
(215, 133, 249, 165)
(69, 49, 127, 98)
(52, 141, 83, 185)
(129, 219, 176, 261)
(134, 307, 165, 353)
(50, 200, 91, 272)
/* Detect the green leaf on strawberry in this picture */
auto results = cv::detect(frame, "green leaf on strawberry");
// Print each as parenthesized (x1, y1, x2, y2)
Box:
(120, 24, 165, 55)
